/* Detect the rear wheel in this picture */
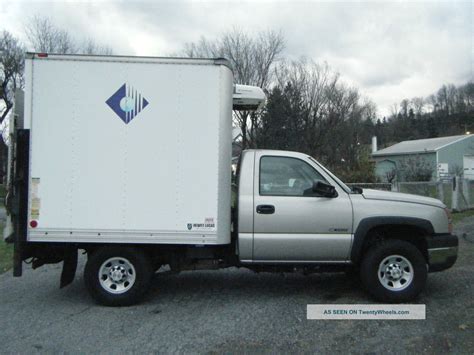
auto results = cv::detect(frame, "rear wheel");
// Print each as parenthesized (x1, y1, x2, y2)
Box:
(360, 240, 427, 302)
(84, 246, 153, 306)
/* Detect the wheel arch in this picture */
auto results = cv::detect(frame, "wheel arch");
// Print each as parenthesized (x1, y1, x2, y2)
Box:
(351, 216, 434, 264)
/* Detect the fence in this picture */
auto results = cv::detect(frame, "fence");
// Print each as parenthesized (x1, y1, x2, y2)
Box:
(348, 178, 473, 211)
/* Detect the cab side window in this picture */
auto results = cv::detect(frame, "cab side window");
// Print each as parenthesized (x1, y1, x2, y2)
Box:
(259, 156, 327, 196)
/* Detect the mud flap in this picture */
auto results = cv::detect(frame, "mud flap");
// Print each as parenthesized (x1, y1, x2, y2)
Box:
(60, 249, 78, 288)
(13, 241, 23, 277)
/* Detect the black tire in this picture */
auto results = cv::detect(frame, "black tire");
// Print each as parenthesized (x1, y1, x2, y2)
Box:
(84, 246, 153, 307)
(360, 240, 427, 303)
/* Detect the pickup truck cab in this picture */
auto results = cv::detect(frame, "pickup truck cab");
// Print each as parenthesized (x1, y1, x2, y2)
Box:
(236, 149, 457, 301)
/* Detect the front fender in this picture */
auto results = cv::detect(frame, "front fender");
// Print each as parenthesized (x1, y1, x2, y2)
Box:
(351, 216, 434, 263)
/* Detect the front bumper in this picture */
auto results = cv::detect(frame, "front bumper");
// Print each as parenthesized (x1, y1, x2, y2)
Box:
(426, 234, 458, 272)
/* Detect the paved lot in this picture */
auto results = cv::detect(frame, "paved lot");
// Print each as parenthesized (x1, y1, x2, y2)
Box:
(0, 220, 473, 354)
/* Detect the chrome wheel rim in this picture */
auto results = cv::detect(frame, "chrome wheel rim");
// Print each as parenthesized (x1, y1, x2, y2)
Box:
(378, 255, 414, 291)
(98, 257, 136, 294)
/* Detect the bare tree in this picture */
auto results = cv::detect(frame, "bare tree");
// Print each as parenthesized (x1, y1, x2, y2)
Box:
(182, 28, 285, 148)
(446, 84, 457, 115)
(437, 85, 449, 114)
(25, 16, 76, 53)
(81, 38, 113, 55)
(273, 58, 338, 154)
(411, 97, 424, 116)
(184, 29, 284, 88)
(461, 82, 474, 110)
(0, 31, 25, 182)
(400, 99, 409, 118)
(0, 31, 25, 124)
(389, 102, 399, 117)
(268, 57, 374, 174)
(25, 16, 112, 55)
(426, 94, 438, 113)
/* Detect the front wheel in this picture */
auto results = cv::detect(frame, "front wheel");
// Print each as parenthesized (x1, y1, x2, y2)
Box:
(84, 246, 153, 306)
(360, 240, 427, 303)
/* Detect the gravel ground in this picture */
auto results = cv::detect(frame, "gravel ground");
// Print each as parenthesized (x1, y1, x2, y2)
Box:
(0, 220, 473, 354)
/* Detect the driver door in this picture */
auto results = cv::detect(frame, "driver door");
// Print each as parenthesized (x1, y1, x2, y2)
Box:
(252, 152, 353, 262)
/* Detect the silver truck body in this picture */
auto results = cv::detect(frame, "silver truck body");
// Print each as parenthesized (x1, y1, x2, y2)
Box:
(237, 149, 453, 266)
(5, 54, 458, 306)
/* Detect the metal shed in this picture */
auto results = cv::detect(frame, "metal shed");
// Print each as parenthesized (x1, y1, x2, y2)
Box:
(372, 134, 474, 182)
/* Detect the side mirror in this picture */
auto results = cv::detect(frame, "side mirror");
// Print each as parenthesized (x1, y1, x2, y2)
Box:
(312, 181, 338, 198)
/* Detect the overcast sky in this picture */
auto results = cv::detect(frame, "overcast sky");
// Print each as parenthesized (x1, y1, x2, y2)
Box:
(0, 0, 471, 116)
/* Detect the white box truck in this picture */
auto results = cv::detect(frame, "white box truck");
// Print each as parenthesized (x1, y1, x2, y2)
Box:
(4, 53, 457, 306)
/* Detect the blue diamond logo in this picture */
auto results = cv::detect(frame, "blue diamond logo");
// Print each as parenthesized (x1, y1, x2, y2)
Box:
(106, 83, 149, 124)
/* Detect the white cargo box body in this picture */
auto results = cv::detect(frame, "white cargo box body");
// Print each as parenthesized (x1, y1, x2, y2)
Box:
(24, 54, 233, 245)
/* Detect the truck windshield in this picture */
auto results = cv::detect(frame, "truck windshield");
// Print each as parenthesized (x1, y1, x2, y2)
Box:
(308, 157, 352, 194)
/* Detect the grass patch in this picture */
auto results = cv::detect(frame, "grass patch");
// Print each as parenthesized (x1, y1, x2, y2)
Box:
(0, 242, 13, 274)
(452, 209, 474, 225)
(0, 221, 13, 274)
